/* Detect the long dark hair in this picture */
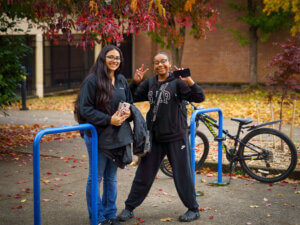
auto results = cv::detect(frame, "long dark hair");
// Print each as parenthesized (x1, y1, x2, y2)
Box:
(74, 45, 124, 123)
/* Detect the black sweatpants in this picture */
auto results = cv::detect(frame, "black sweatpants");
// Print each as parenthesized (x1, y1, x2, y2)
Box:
(125, 134, 199, 211)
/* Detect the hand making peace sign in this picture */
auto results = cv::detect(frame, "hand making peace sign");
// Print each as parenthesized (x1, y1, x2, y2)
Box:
(133, 64, 149, 84)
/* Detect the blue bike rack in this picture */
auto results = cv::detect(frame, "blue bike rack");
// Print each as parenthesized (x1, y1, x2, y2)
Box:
(33, 124, 98, 225)
(190, 108, 226, 187)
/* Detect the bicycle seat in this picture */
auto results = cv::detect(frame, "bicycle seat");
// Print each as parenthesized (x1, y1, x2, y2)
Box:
(231, 118, 253, 125)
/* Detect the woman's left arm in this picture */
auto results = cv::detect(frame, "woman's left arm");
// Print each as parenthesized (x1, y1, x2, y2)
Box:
(177, 77, 205, 103)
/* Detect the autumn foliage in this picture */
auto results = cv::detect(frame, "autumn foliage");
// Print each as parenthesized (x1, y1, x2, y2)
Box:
(265, 34, 300, 130)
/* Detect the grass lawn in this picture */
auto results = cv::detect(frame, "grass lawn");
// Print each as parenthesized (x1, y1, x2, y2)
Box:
(7, 90, 300, 127)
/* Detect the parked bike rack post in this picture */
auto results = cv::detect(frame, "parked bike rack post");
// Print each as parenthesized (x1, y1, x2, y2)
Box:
(190, 108, 226, 186)
(33, 124, 98, 225)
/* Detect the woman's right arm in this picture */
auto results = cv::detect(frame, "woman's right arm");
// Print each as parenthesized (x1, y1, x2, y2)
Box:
(130, 79, 149, 102)
(130, 64, 150, 102)
(79, 77, 111, 126)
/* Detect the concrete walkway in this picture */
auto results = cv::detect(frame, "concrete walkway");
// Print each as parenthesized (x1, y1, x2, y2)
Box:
(0, 109, 299, 225)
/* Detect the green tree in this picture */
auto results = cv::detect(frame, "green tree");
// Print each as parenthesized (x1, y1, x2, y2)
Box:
(0, 36, 32, 110)
(263, 0, 300, 36)
(228, 0, 294, 86)
(0, 2, 34, 111)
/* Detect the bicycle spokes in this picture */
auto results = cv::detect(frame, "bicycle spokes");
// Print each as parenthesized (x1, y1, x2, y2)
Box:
(240, 129, 297, 183)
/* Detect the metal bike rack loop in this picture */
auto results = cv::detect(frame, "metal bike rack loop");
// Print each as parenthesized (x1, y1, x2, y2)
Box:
(190, 108, 226, 186)
(33, 124, 98, 225)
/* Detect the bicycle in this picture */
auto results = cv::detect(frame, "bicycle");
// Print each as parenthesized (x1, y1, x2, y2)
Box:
(160, 102, 298, 183)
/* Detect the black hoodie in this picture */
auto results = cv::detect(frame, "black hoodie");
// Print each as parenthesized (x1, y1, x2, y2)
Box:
(130, 73, 205, 142)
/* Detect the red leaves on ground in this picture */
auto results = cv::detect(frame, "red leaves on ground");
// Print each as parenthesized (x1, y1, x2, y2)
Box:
(137, 217, 145, 223)
(0, 124, 80, 154)
(11, 206, 22, 209)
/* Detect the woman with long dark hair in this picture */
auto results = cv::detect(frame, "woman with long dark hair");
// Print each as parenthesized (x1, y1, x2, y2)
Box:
(74, 45, 133, 225)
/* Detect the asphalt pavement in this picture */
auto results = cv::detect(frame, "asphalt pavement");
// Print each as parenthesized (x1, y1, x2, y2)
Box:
(0, 109, 299, 225)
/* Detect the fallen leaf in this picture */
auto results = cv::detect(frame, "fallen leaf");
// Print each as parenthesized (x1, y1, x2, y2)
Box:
(42, 199, 50, 202)
(249, 205, 259, 208)
(137, 217, 145, 222)
(277, 193, 284, 197)
(17, 180, 28, 184)
(160, 217, 172, 222)
(11, 206, 22, 209)
(209, 216, 214, 219)
(21, 199, 26, 203)
(266, 214, 271, 217)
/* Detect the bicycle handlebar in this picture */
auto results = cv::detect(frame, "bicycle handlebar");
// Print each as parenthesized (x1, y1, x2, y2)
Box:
(188, 102, 217, 123)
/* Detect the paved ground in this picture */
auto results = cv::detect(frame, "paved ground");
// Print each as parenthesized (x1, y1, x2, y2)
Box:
(0, 109, 299, 225)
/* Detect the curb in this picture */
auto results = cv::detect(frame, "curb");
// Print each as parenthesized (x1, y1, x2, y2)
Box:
(201, 161, 300, 181)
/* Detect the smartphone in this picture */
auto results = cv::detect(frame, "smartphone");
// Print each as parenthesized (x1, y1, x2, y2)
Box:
(117, 102, 130, 116)
(173, 68, 191, 78)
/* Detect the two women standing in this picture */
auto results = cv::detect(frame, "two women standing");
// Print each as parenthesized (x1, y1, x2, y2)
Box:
(75, 47, 205, 224)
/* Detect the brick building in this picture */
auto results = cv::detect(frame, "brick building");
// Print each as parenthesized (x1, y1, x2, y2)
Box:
(2, 0, 290, 97)
(133, 1, 290, 84)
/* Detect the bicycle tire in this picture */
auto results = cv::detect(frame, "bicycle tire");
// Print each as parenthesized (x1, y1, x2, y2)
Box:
(239, 128, 297, 183)
(160, 130, 210, 178)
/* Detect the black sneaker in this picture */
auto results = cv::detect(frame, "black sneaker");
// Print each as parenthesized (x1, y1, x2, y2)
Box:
(98, 219, 111, 225)
(110, 218, 121, 225)
(179, 209, 200, 222)
(117, 209, 134, 222)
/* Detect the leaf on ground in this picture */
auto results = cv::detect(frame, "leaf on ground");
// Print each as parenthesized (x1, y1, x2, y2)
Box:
(277, 193, 284, 197)
(11, 206, 22, 209)
(160, 217, 172, 222)
(249, 205, 259, 208)
(42, 199, 50, 202)
(17, 180, 28, 184)
(137, 218, 145, 222)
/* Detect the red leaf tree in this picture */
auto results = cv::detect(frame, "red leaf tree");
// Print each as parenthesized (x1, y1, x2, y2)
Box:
(266, 34, 300, 130)
(33, 0, 164, 49)
(147, 0, 219, 67)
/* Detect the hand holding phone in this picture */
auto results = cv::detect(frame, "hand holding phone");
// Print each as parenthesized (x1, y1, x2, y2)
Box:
(173, 68, 191, 79)
(117, 102, 130, 117)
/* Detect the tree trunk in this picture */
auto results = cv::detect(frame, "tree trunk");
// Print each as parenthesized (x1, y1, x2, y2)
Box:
(249, 25, 258, 86)
(171, 26, 185, 68)
(248, 0, 258, 86)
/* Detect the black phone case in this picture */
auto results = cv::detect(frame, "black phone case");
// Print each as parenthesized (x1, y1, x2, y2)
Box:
(173, 68, 191, 78)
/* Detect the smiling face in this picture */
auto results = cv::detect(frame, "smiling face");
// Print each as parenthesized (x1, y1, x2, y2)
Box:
(105, 49, 121, 73)
(153, 53, 171, 77)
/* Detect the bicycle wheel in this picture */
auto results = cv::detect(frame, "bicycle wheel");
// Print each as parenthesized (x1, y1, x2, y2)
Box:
(160, 130, 209, 178)
(239, 128, 297, 183)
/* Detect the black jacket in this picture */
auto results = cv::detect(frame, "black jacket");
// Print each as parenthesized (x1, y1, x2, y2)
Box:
(130, 104, 148, 155)
(130, 73, 205, 142)
(79, 73, 133, 168)
(98, 104, 147, 167)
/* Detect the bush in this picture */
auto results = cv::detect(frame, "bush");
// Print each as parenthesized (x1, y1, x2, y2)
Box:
(0, 36, 32, 110)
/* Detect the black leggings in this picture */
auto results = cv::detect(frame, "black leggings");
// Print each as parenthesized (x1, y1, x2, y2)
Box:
(125, 134, 199, 211)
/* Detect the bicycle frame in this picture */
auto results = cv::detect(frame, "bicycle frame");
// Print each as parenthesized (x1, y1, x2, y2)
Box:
(193, 107, 282, 161)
